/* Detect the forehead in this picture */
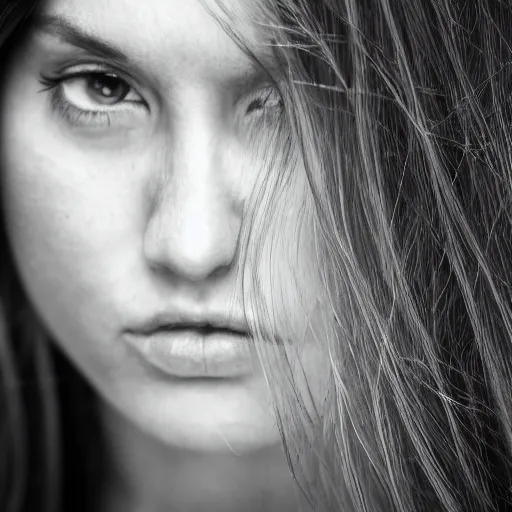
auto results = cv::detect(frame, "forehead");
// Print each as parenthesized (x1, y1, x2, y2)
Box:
(36, 0, 274, 85)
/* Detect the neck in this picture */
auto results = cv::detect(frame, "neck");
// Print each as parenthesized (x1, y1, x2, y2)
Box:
(98, 402, 310, 512)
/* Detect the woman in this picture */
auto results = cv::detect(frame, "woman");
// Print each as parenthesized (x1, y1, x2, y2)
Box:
(1, 0, 511, 511)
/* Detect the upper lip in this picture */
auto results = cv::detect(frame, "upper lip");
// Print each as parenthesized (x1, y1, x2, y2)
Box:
(127, 309, 250, 336)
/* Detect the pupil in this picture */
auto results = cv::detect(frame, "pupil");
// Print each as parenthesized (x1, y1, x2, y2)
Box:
(88, 73, 128, 103)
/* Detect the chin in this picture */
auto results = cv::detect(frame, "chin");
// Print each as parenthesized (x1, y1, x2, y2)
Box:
(150, 419, 282, 454)
(106, 370, 282, 454)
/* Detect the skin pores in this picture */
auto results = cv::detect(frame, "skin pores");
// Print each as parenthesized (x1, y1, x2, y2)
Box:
(0, 0, 328, 462)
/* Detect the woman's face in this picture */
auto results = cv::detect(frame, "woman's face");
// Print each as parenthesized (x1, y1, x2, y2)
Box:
(1, 0, 327, 453)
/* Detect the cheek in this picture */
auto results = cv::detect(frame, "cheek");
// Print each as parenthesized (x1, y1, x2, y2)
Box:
(258, 169, 322, 335)
(248, 167, 330, 404)
(0, 116, 147, 375)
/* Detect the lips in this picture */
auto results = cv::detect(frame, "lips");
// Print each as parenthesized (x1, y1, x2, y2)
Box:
(123, 327, 254, 379)
(148, 324, 245, 337)
(123, 308, 254, 378)
(128, 310, 250, 337)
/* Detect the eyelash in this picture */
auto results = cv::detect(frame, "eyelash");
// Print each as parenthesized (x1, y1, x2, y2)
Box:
(246, 88, 284, 114)
(38, 69, 146, 127)
(38, 68, 284, 129)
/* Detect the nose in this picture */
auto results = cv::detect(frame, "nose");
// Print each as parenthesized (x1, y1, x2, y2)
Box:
(143, 108, 242, 283)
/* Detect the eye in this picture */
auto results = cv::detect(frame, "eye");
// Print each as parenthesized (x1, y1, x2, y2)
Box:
(61, 72, 143, 109)
(39, 68, 148, 129)
(246, 88, 283, 114)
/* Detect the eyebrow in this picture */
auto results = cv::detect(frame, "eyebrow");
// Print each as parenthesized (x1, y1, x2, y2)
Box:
(29, 13, 280, 88)
(31, 14, 131, 64)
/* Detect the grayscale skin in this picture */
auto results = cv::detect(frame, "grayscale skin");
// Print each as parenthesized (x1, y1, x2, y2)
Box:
(0, 0, 328, 510)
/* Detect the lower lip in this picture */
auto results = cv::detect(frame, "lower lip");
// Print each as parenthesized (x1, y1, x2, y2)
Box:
(123, 329, 254, 378)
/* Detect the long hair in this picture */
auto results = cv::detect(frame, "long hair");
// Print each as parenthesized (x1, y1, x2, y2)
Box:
(0, 3, 106, 512)
(1, 1, 512, 511)
(242, 1, 512, 510)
